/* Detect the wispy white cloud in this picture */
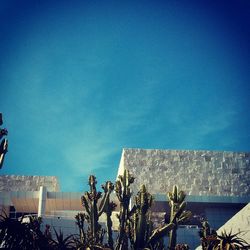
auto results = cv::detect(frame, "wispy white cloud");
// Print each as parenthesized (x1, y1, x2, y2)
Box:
(178, 108, 237, 149)
(197, 110, 236, 136)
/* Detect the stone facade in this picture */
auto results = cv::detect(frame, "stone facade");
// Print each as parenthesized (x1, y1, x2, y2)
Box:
(117, 148, 250, 196)
(0, 175, 60, 192)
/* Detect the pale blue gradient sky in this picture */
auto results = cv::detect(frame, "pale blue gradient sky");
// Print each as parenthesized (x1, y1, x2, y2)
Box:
(0, 0, 250, 191)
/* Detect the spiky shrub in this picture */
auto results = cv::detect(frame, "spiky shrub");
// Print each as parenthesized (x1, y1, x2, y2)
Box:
(213, 230, 250, 250)
(49, 229, 75, 250)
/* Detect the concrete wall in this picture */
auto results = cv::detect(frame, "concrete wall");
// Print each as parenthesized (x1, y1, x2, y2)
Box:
(119, 148, 250, 196)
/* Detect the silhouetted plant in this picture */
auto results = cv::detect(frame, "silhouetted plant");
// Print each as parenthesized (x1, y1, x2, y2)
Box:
(0, 112, 8, 169)
(49, 228, 75, 250)
(0, 213, 32, 249)
(0, 212, 51, 249)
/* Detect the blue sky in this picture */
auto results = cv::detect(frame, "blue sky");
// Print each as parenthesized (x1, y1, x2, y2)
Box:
(0, 0, 250, 191)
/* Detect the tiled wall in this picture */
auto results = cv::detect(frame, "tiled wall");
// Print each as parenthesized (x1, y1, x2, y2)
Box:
(121, 149, 250, 196)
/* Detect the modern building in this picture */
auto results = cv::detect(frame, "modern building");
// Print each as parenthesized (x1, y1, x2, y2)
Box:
(117, 148, 250, 248)
(0, 175, 60, 217)
(0, 175, 120, 238)
(0, 148, 249, 248)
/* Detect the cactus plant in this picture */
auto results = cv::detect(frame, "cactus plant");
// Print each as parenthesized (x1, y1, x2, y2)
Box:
(199, 220, 218, 250)
(101, 181, 117, 249)
(77, 173, 192, 249)
(115, 170, 187, 250)
(75, 212, 87, 247)
(167, 185, 192, 250)
(115, 169, 135, 250)
(81, 175, 114, 247)
(130, 184, 153, 249)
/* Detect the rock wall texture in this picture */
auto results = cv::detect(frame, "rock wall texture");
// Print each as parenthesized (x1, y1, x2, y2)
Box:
(0, 175, 60, 192)
(118, 149, 250, 196)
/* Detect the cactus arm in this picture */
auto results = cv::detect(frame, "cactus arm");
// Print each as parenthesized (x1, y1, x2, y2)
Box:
(115, 169, 134, 250)
(99, 181, 115, 249)
(98, 192, 108, 217)
(178, 210, 192, 224)
(128, 204, 137, 217)
(81, 195, 90, 215)
(172, 201, 186, 222)
(135, 211, 147, 248)
(148, 223, 175, 245)
(173, 185, 178, 202)
(106, 211, 114, 249)
(99, 181, 113, 216)
(167, 186, 192, 250)
(75, 213, 86, 244)
(178, 191, 186, 203)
